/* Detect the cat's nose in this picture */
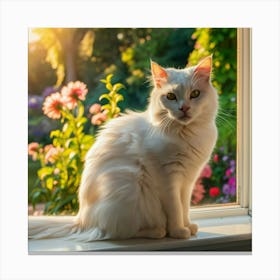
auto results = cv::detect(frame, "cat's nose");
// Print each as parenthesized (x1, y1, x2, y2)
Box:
(179, 104, 190, 113)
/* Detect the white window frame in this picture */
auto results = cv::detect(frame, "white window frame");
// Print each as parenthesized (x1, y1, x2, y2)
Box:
(190, 28, 252, 221)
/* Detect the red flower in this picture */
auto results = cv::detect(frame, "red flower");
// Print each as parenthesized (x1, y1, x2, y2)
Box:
(62, 81, 88, 109)
(42, 92, 65, 119)
(209, 187, 220, 197)
(213, 154, 219, 162)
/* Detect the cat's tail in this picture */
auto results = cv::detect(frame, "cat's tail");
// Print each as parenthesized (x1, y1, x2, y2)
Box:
(28, 216, 78, 239)
(28, 216, 109, 241)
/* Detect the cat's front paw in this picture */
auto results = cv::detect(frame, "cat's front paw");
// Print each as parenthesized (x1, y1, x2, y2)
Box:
(169, 227, 191, 239)
(187, 223, 198, 235)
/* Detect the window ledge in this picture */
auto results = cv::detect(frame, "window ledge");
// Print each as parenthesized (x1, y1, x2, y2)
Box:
(28, 215, 252, 253)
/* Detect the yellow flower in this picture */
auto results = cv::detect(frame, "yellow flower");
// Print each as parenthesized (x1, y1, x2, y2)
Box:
(225, 63, 231, 70)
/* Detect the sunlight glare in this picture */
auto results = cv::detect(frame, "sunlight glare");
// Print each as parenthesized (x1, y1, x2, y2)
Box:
(28, 29, 40, 43)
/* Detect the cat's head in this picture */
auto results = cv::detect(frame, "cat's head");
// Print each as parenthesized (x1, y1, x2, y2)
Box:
(150, 56, 218, 126)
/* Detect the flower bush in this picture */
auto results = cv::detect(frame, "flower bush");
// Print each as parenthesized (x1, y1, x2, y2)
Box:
(192, 147, 236, 205)
(28, 75, 124, 214)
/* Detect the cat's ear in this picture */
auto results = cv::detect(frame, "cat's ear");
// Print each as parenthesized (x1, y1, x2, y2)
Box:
(150, 60, 168, 88)
(194, 55, 213, 81)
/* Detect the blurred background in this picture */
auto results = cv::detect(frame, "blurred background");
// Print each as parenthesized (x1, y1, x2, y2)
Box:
(28, 28, 237, 214)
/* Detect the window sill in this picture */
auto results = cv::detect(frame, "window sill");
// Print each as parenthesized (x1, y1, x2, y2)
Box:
(28, 215, 252, 253)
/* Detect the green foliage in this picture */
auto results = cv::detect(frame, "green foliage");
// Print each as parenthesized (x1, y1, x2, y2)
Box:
(30, 103, 94, 214)
(29, 76, 125, 214)
(99, 74, 125, 118)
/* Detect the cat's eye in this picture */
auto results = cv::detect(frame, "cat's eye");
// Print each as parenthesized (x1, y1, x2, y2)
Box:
(190, 89, 200, 99)
(166, 92, 177, 100)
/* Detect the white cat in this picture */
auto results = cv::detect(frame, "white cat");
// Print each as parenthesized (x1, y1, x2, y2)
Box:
(29, 55, 218, 241)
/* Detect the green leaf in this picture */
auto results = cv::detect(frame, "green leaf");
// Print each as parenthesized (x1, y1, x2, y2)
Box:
(106, 74, 113, 84)
(62, 122, 69, 132)
(44, 201, 53, 213)
(65, 138, 78, 149)
(46, 177, 54, 190)
(51, 187, 61, 200)
(115, 107, 121, 114)
(114, 94, 124, 103)
(38, 167, 54, 180)
(106, 83, 113, 91)
(81, 135, 94, 145)
(101, 104, 111, 111)
(77, 103, 84, 119)
(80, 135, 94, 151)
(53, 138, 60, 147)
(99, 93, 111, 102)
(62, 122, 73, 138)
(52, 194, 77, 214)
(69, 151, 78, 160)
(50, 130, 61, 139)
(77, 117, 87, 128)
(113, 83, 125, 92)
(111, 102, 116, 114)
(77, 126, 83, 136)
(31, 191, 42, 207)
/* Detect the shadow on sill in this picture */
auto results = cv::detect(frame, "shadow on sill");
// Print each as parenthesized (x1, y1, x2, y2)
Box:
(162, 239, 252, 252)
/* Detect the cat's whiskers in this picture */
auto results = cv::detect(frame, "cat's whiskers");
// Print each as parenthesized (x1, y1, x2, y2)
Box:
(147, 111, 168, 137)
(158, 116, 173, 135)
(216, 108, 235, 129)
(147, 124, 158, 138)
(216, 116, 234, 129)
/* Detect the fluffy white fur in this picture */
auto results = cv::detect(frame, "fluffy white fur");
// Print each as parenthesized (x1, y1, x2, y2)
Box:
(29, 56, 218, 241)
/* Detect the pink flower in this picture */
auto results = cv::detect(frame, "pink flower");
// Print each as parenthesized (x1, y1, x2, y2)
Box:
(91, 111, 108, 125)
(42, 92, 65, 119)
(45, 146, 63, 164)
(62, 81, 88, 109)
(53, 168, 60, 175)
(228, 177, 236, 187)
(209, 187, 220, 197)
(213, 154, 219, 162)
(200, 164, 212, 178)
(89, 103, 102, 115)
(225, 168, 232, 177)
(192, 180, 206, 205)
(28, 142, 39, 160)
(44, 144, 53, 153)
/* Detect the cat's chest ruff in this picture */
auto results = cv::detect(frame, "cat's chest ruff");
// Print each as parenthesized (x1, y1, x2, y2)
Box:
(143, 132, 189, 160)
(143, 124, 216, 166)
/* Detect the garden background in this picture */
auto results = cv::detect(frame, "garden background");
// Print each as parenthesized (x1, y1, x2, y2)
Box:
(28, 28, 237, 215)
